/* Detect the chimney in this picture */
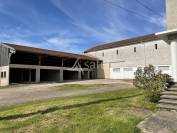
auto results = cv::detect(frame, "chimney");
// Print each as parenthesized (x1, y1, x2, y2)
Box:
(166, 0, 177, 29)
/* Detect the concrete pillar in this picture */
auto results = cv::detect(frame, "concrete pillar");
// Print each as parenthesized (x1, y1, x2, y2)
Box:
(35, 68, 40, 83)
(170, 40, 177, 82)
(78, 71, 81, 80)
(29, 70, 31, 82)
(60, 69, 63, 82)
(88, 70, 90, 79)
(166, 0, 177, 29)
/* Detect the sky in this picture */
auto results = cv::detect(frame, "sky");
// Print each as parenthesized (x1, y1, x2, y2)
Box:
(0, 0, 166, 53)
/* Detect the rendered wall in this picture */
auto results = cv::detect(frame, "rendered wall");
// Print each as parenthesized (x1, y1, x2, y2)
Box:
(93, 40, 171, 67)
(0, 66, 9, 86)
(103, 63, 110, 79)
(86, 39, 172, 79)
(166, 0, 177, 29)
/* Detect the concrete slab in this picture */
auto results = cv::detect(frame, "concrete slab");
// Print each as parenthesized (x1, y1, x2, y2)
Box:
(137, 110, 177, 133)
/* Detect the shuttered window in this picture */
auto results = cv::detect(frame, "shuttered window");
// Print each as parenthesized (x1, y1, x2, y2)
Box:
(113, 68, 120, 73)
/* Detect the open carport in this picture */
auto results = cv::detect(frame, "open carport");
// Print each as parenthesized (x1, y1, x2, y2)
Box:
(40, 69, 60, 82)
(10, 68, 36, 83)
(63, 70, 80, 81)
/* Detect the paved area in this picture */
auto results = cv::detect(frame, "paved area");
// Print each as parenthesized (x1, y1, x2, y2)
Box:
(0, 79, 134, 107)
(137, 110, 177, 133)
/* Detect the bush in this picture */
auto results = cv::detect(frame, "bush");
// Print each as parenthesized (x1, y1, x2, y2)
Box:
(133, 65, 173, 103)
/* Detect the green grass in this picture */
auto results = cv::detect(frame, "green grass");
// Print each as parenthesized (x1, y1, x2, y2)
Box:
(0, 88, 158, 133)
(54, 84, 108, 90)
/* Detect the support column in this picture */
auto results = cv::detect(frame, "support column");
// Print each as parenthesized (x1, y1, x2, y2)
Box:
(29, 69, 31, 82)
(170, 40, 177, 82)
(88, 70, 90, 79)
(78, 71, 81, 80)
(35, 68, 40, 83)
(60, 69, 63, 82)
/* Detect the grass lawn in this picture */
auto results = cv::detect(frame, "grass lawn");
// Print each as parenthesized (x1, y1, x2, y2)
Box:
(54, 84, 109, 90)
(0, 88, 157, 133)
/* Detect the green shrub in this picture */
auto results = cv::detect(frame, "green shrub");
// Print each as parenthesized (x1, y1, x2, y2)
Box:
(133, 65, 173, 103)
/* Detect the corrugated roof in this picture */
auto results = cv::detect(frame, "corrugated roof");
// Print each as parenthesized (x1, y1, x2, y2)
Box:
(84, 33, 159, 53)
(3, 43, 98, 61)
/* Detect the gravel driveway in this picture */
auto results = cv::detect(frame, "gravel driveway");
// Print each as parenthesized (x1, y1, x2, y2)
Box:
(0, 79, 134, 107)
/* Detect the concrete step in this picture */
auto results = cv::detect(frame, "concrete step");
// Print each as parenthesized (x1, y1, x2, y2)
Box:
(172, 84, 177, 88)
(166, 87, 177, 91)
(160, 95, 177, 100)
(159, 103, 177, 110)
(162, 91, 177, 95)
(159, 99, 177, 105)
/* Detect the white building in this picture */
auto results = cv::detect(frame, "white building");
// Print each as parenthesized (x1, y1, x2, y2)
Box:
(84, 0, 177, 82)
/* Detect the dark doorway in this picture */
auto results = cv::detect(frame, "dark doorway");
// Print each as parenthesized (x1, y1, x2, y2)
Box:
(63, 70, 79, 80)
(40, 69, 60, 82)
(10, 68, 36, 83)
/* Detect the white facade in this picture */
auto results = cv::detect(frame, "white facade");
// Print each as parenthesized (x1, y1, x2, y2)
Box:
(0, 66, 10, 86)
(86, 39, 172, 79)
(156, 29, 177, 82)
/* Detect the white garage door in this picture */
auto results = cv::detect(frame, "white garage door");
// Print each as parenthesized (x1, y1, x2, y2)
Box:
(110, 67, 136, 79)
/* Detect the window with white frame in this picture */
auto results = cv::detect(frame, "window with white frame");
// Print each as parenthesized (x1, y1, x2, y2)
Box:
(158, 66, 170, 71)
(123, 67, 133, 71)
(113, 68, 120, 73)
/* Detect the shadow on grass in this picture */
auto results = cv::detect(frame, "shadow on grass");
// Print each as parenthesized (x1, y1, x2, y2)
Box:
(0, 93, 143, 121)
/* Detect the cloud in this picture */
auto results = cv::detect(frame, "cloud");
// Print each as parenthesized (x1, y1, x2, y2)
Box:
(47, 37, 83, 47)
(1, 33, 83, 53)
(149, 15, 166, 29)
(50, 0, 138, 43)
(46, 37, 84, 53)
(0, 0, 167, 53)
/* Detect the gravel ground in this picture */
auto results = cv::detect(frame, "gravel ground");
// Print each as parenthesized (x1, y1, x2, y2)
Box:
(0, 79, 134, 107)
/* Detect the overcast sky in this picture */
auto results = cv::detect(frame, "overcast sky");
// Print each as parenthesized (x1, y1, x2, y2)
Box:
(0, 0, 166, 53)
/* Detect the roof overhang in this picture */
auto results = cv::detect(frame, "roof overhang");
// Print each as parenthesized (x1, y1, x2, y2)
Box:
(0, 43, 16, 54)
(155, 29, 177, 42)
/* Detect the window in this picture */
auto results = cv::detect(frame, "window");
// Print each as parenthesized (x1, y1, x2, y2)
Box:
(113, 68, 120, 73)
(117, 50, 119, 55)
(1, 71, 6, 78)
(134, 47, 136, 52)
(1, 72, 3, 78)
(4, 72, 6, 78)
(155, 44, 158, 50)
(124, 67, 133, 71)
(158, 66, 170, 71)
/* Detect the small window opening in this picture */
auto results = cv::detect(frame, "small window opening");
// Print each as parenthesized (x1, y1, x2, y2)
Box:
(134, 47, 136, 53)
(117, 50, 119, 55)
(1, 72, 3, 78)
(155, 44, 158, 50)
(4, 72, 6, 78)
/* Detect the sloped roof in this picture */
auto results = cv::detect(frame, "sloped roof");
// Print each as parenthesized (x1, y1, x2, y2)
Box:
(3, 43, 98, 61)
(84, 33, 159, 53)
